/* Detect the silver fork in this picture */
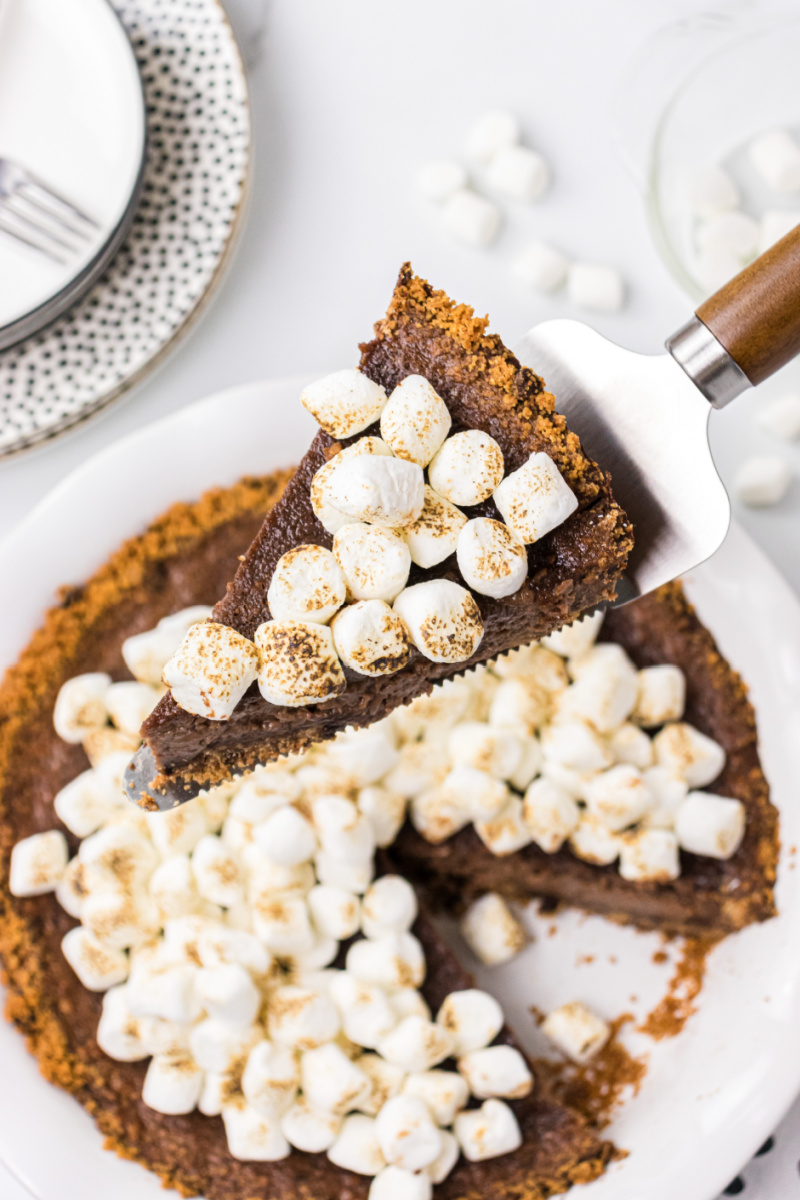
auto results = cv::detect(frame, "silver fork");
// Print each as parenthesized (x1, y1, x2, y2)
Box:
(0, 158, 99, 264)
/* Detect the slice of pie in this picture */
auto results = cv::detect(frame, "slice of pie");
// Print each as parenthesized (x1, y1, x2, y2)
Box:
(138, 265, 633, 798)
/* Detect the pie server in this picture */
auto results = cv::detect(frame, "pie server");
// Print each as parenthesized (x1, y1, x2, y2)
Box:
(125, 226, 800, 810)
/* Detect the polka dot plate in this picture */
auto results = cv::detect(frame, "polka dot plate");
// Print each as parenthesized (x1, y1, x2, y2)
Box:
(0, 0, 250, 458)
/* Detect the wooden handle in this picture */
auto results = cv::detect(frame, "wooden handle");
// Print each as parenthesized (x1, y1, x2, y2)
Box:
(696, 222, 800, 385)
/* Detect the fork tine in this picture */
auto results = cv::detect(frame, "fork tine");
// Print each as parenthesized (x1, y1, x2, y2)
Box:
(11, 187, 95, 242)
(0, 212, 68, 264)
(20, 174, 99, 229)
(0, 197, 80, 255)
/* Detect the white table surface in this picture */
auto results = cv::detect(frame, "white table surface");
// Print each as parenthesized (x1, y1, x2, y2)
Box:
(1, 2, 799, 1198)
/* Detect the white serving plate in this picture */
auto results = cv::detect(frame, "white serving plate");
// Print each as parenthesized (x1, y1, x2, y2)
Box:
(1, 378, 800, 1200)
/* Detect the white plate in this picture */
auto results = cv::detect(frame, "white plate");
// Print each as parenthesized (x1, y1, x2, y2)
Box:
(1, 379, 800, 1200)
(0, 0, 145, 336)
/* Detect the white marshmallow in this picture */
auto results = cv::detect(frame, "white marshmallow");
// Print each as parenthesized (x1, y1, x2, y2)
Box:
(96, 985, 148, 1061)
(567, 641, 635, 682)
(619, 828, 681, 882)
(333, 524, 412, 602)
(541, 611, 605, 659)
(288, 933, 339, 971)
(269, 984, 340, 1049)
(138, 1015, 192, 1057)
(122, 606, 213, 685)
(487, 144, 549, 201)
(324, 453, 425, 529)
(653, 722, 725, 787)
(190, 1019, 261, 1072)
(568, 815, 622, 866)
(410, 785, 471, 845)
(308, 883, 361, 939)
(241, 1040, 300, 1116)
(127, 957, 201, 1023)
(378, 1016, 455, 1073)
(54, 768, 124, 839)
(734, 455, 792, 507)
(9, 830, 68, 897)
(393, 580, 483, 664)
(475, 797, 533, 856)
(255, 620, 346, 707)
(493, 452, 578, 545)
(402, 1070, 469, 1126)
(428, 430, 504, 507)
(358, 786, 408, 849)
(641, 767, 688, 829)
(417, 159, 468, 203)
(749, 128, 800, 193)
(143, 1051, 204, 1115)
(380, 376, 452, 467)
(458, 1044, 533, 1100)
(311, 437, 394, 535)
(455, 1099, 521, 1161)
(442, 762, 510, 819)
(192, 835, 244, 907)
(346, 932, 426, 990)
(254, 805, 317, 867)
(148, 855, 202, 921)
(542, 1002, 610, 1064)
(315, 850, 375, 894)
(61, 926, 129, 991)
(376, 1094, 443, 1170)
(232, 768, 300, 819)
(460, 893, 527, 966)
(632, 665, 686, 727)
(302, 1042, 373, 1113)
(759, 210, 800, 255)
(385, 735, 451, 797)
(267, 544, 347, 625)
(511, 239, 568, 292)
(53, 672, 110, 743)
(583, 764, 653, 832)
(465, 111, 520, 163)
(82, 886, 159, 951)
(675, 791, 745, 859)
(326, 720, 400, 786)
(425, 1129, 460, 1183)
(690, 166, 740, 218)
(81, 725, 140, 767)
(198, 782, 235, 832)
(198, 925, 271, 974)
(559, 654, 637, 734)
(489, 677, 551, 735)
(567, 262, 625, 312)
(313, 794, 376, 864)
(390, 989, 431, 1022)
(508, 737, 544, 791)
(436, 989, 503, 1055)
(540, 761, 592, 800)
(331, 599, 413, 678)
(105, 681, 162, 735)
(371, 1165, 433, 1200)
(328, 974, 398, 1049)
(696, 211, 759, 260)
(362, 875, 418, 939)
(281, 1098, 343, 1152)
(403, 486, 467, 568)
(327, 1113, 387, 1174)
(540, 718, 612, 772)
(163, 622, 259, 721)
(196, 964, 261, 1029)
(251, 893, 315, 955)
(355, 1052, 407, 1115)
(522, 778, 580, 854)
(222, 1101, 291, 1161)
(301, 369, 388, 439)
(148, 800, 208, 857)
(79, 823, 157, 891)
(609, 723, 654, 770)
(456, 517, 527, 600)
(247, 854, 315, 899)
(55, 856, 90, 918)
(442, 189, 502, 248)
(757, 391, 800, 441)
(199, 1072, 239, 1116)
(496, 643, 569, 692)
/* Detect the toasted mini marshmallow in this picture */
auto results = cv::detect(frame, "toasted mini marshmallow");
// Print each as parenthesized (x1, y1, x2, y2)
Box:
(749, 128, 800, 193)
(197, 965, 261, 1029)
(288, 933, 339, 972)
(455, 1099, 521, 1162)
(122, 606, 213, 684)
(640, 767, 688, 830)
(540, 761, 592, 800)
(690, 166, 740, 218)
(436, 989, 503, 1055)
(192, 835, 244, 908)
(489, 677, 550, 735)
(609, 723, 654, 770)
(392, 676, 473, 738)
(127, 956, 201, 1023)
(163, 621, 259, 720)
(522, 778, 580, 853)
(362, 875, 418, 940)
(558, 654, 637, 735)
(653, 722, 726, 788)
(475, 797, 533, 856)
(568, 815, 622, 866)
(355, 1053, 407, 1115)
(189, 1018, 261, 1072)
(542, 1001, 610, 1064)
(428, 431, 504, 507)
(251, 893, 315, 955)
(757, 391, 800, 441)
(358, 786, 407, 849)
(55, 856, 90, 918)
(387, 740, 451, 801)
(380, 376, 452, 467)
(96, 985, 148, 1061)
(567, 263, 625, 312)
(416, 158, 468, 202)
(327, 1112, 387, 1174)
(508, 737, 543, 792)
(148, 799, 208, 858)
(61, 926, 129, 991)
(302, 1042, 373, 1113)
(324, 453, 425, 529)
(82, 725, 141, 768)
(79, 823, 158, 892)
(267, 544, 347, 625)
(231, 769, 299, 821)
(307, 883, 361, 940)
(487, 144, 549, 201)
(53, 672, 111, 743)
(441, 764, 509, 821)
(254, 806, 317, 867)
(325, 720, 400, 786)
(268, 984, 341, 1050)
(458, 1044, 533, 1100)
(456, 517, 528, 600)
(238, 1040, 299, 1117)
(222, 1100, 292, 1161)
(425, 1129, 460, 1183)
(281, 1097, 342, 1153)
(403, 486, 467, 569)
(734, 455, 792, 507)
(255, 620, 346, 707)
(375, 1094, 443, 1170)
(314, 851, 375, 895)
(410, 782, 470, 845)
(402, 1070, 469, 1127)
(247, 854, 315, 900)
(198, 925, 271, 975)
(370, 1165, 433, 1200)
(493, 452, 577, 545)
(583, 765, 653, 832)
(328, 973, 398, 1049)
(148, 855, 202, 921)
(511, 239, 568, 292)
(54, 768, 124, 839)
(675, 791, 745, 859)
(390, 988, 430, 1023)
(105, 681, 162, 736)
(460, 893, 527, 966)
(394, 580, 483, 664)
(466, 110, 520, 162)
(333, 525, 411, 605)
(9, 829, 68, 897)
(346, 931, 426, 990)
(541, 718, 613, 772)
(541, 611, 605, 659)
(302, 369, 388, 439)
(142, 1051, 204, 1115)
(138, 1015, 193, 1057)
(82, 886, 159, 951)
(378, 1016, 455, 1074)
(311, 437, 394, 535)
(633, 665, 686, 728)
(313, 795, 376, 864)
(619, 828, 681, 882)
(442, 189, 502, 248)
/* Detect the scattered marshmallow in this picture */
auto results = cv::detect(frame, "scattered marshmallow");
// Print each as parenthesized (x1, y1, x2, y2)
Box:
(641, 767, 688, 830)
(475, 797, 532, 856)
(568, 815, 622, 866)
(314, 850, 375, 895)
(583, 764, 653, 832)
(192, 835, 245, 907)
(633, 665, 686, 728)
(493, 452, 578, 544)
(442, 189, 502, 248)
(255, 620, 346, 707)
(402, 1069, 469, 1126)
(267, 544, 347, 624)
(240, 1041, 300, 1119)
(489, 677, 550, 736)
(540, 718, 612, 772)
(696, 210, 759, 261)
(757, 392, 800, 441)
(55, 856, 89, 918)
(457, 517, 528, 599)
(734, 455, 792, 507)
(403, 486, 467, 569)
(457, 1044, 533, 1099)
(416, 159, 469, 203)
(105, 681, 161, 736)
(281, 1098, 343, 1152)
(127, 955, 201, 1024)
(189, 1019, 261, 1072)
(54, 765, 126, 839)
(356, 1052, 407, 1116)
(163, 622, 259, 721)
(487, 145, 549, 202)
(311, 437, 393, 535)
(394, 579, 483, 664)
(619, 828, 681, 882)
(197, 964, 261, 1029)
(542, 1002, 610, 1064)
(465, 111, 520, 163)
(222, 1101, 291, 1161)
(522, 778, 580, 853)
(375, 1094, 443, 1170)
(269, 984, 341, 1050)
(79, 822, 157, 891)
(378, 1015, 455, 1073)
(302, 1042, 373, 1114)
(301, 369, 388, 439)
(313, 794, 376, 864)
(436, 989, 503, 1055)
(511, 239, 568, 292)
(346, 931, 426, 990)
(460, 893, 527, 966)
(148, 801, 208, 858)
(328, 974, 397, 1049)
(143, 1051, 204, 1115)
(96, 985, 148, 1061)
(410, 784, 471, 845)
(327, 1114, 387, 1175)
(252, 893, 315, 955)
(380, 375, 452, 467)
(653, 722, 725, 788)
(426, 1129, 460, 1184)
(9, 830, 68, 897)
(749, 128, 800, 193)
(448, 723, 524, 782)
(567, 263, 625, 312)
(82, 886, 159, 950)
(690, 166, 740, 218)
(362, 875, 418, 939)
(324, 452, 425, 529)
(675, 791, 746, 859)
(331, 600, 413, 677)
(61, 926, 129, 991)
(308, 883, 362, 940)
(358, 786, 408, 849)
(254, 805, 317, 867)
(53, 672, 110, 743)
(326, 721, 400, 787)
(428, 430, 504, 506)
(122, 606, 212, 685)
(759, 209, 800, 254)
(559, 650, 638, 734)
(455, 1099, 522, 1162)
(333, 524, 411, 602)
(541, 610, 604, 658)
(370, 1165, 433, 1200)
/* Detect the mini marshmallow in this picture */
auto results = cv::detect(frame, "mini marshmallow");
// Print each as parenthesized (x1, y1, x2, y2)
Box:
(567, 263, 625, 312)
(9, 829, 68, 896)
(190, 1019, 261, 1072)
(632, 665, 686, 727)
(619, 828, 681, 882)
(455, 1099, 522, 1162)
(696, 211, 759, 261)
(328, 974, 398, 1049)
(149, 855, 203, 921)
(192, 835, 244, 907)
(410, 785, 471, 844)
(522, 778, 580, 853)
(458, 1045, 533, 1099)
(749, 128, 800, 193)
(199, 1072, 241, 1117)
(542, 1002, 610, 1064)
(403, 486, 467, 568)
(457, 517, 528, 600)
(82, 886, 159, 951)
(61, 926, 129, 991)
(540, 761, 592, 799)
(376, 1094, 443, 1170)
(442, 189, 502, 248)
(757, 392, 800, 441)
(328, 1113, 387, 1174)
(370, 1165, 433, 1200)
(609, 723, 654, 770)
(53, 672, 110, 743)
(540, 718, 612, 772)
(675, 791, 746, 860)
(558, 655, 637, 734)
(324, 453, 425, 529)
(734, 455, 792, 507)
(333, 524, 411, 602)
(82, 725, 140, 767)
(302, 1042, 373, 1113)
(315, 850, 375, 894)
(416, 159, 468, 202)
(690, 166, 740, 218)
(79, 823, 158, 891)
(487, 144, 549, 201)
(288, 933, 339, 971)
(269, 984, 341, 1050)
(254, 805, 317, 867)
(362, 875, 418, 939)
(247, 854, 315, 899)
(308, 883, 362, 939)
(233, 767, 300, 817)
(475, 797, 533, 856)
(541, 610, 605, 659)
(441, 762, 510, 819)
(127, 957, 201, 1023)
(148, 800, 208, 858)
(402, 1070, 469, 1127)
(96, 986, 149, 1061)
(425, 1129, 460, 1184)
(222, 1101, 291, 1161)
(393, 580, 483, 664)
(465, 110, 520, 163)
(54, 766, 127, 839)
(255, 621, 346, 707)
(385, 739, 451, 799)
(380, 375, 452, 467)
(358, 786, 407, 849)
(251, 893, 316, 955)
(511, 239, 568, 292)
(267, 544, 346, 625)
(508, 737, 543, 791)
(641, 767, 688, 830)
(241, 1040, 301, 1116)
(378, 1016, 456, 1073)
(392, 677, 472, 738)
(196, 964, 261, 1029)
(55, 856, 90, 918)
(428, 430, 504, 507)
(163, 622, 259, 721)
(759, 210, 800, 255)
(198, 925, 271, 974)
(568, 640, 635, 682)
(489, 677, 551, 735)
(459, 893, 527, 966)
(346, 931, 426, 989)
(568, 815, 622, 866)
(311, 437, 393, 535)
(653, 722, 725, 788)
(493, 452, 578, 544)
(313, 794, 376, 864)
(436, 989, 503, 1055)
(138, 1015, 192, 1057)
(105, 680, 162, 735)
(495, 644, 569, 692)
(143, 1051, 204, 1115)
(583, 765, 653, 832)
(281, 1098, 343, 1152)
(326, 720, 400, 786)
(122, 606, 212, 684)
(301, 369, 388, 439)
